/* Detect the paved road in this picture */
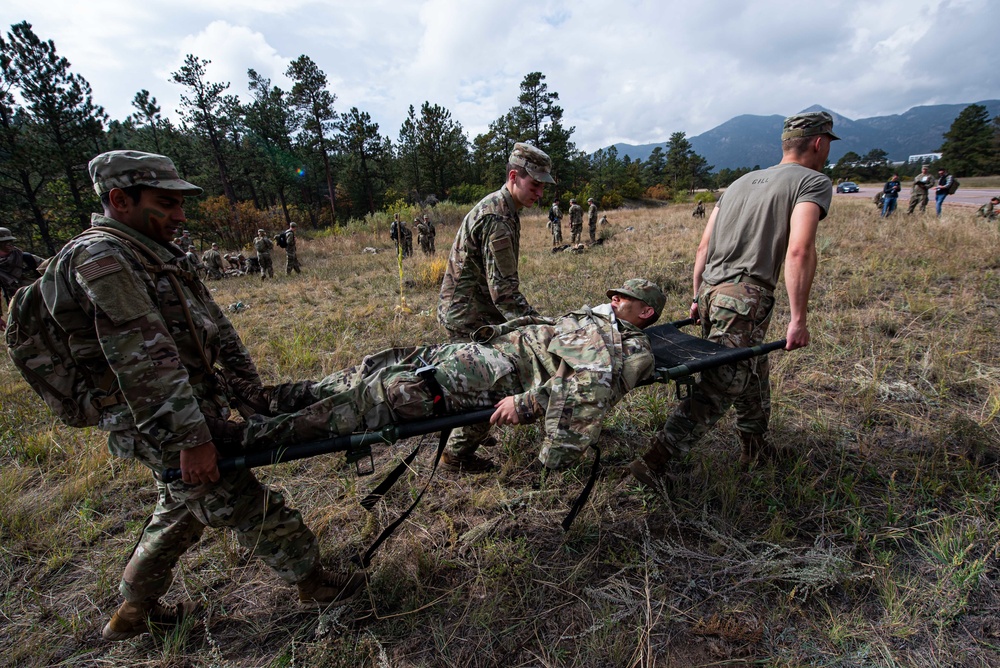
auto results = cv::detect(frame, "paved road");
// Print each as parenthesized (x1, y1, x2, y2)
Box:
(835, 185, 998, 210)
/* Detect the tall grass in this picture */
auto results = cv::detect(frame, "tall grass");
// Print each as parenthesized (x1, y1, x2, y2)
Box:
(1, 199, 999, 666)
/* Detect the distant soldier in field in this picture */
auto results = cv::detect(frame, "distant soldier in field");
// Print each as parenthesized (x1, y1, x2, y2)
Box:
(400, 218, 413, 258)
(178, 229, 194, 252)
(693, 201, 706, 218)
(977, 196, 1000, 220)
(416, 216, 432, 254)
(254, 228, 274, 279)
(424, 214, 436, 253)
(437, 142, 555, 471)
(18, 150, 363, 642)
(568, 198, 583, 244)
(630, 111, 837, 488)
(284, 221, 301, 275)
(907, 165, 934, 215)
(201, 242, 225, 280)
(389, 213, 403, 256)
(599, 214, 609, 227)
(548, 200, 563, 246)
(587, 197, 598, 242)
(0, 227, 45, 331)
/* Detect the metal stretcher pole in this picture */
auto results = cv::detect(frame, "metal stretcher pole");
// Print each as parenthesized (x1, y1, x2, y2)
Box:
(161, 408, 496, 483)
(658, 339, 788, 379)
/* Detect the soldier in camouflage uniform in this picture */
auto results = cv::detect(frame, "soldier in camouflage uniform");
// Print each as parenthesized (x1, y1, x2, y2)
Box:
(284, 221, 301, 274)
(437, 142, 554, 471)
(416, 217, 431, 255)
(254, 229, 274, 279)
(587, 198, 598, 242)
(228, 279, 664, 470)
(630, 112, 836, 489)
(906, 165, 935, 215)
(0, 227, 45, 330)
(200, 243, 224, 280)
(423, 214, 436, 253)
(568, 199, 583, 244)
(33, 151, 362, 642)
(547, 200, 563, 246)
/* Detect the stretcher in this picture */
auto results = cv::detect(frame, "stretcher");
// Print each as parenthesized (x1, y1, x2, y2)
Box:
(161, 319, 786, 557)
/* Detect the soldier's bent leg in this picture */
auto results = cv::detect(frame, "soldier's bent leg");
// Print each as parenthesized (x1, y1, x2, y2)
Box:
(119, 480, 206, 603)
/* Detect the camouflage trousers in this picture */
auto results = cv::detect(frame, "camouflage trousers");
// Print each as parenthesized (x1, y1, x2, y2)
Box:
(258, 253, 274, 278)
(907, 190, 929, 214)
(589, 222, 597, 243)
(117, 429, 319, 603)
(286, 250, 301, 274)
(651, 279, 774, 459)
(570, 224, 582, 245)
(244, 344, 523, 451)
(549, 222, 562, 246)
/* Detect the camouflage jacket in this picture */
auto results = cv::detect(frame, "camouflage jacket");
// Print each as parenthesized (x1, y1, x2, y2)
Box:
(284, 229, 296, 252)
(437, 185, 538, 337)
(44, 214, 261, 456)
(475, 305, 654, 466)
(0, 247, 44, 302)
(588, 204, 598, 225)
(254, 235, 273, 256)
(568, 203, 583, 227)
(201, 249, 224, 270)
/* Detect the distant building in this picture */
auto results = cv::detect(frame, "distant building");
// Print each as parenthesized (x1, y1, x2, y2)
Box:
(907, 153, 942, 164)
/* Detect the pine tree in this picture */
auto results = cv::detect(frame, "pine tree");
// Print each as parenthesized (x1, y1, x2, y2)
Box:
(286, 55, 338, 225)
(940, 104, 995, 176)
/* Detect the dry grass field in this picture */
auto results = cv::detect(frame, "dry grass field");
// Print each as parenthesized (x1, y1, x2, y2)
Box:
(2, 196, 1000, 667)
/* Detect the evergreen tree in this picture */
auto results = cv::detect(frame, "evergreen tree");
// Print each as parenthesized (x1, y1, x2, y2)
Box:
(244, 69, 301, 225)
(4, 21, 107, 233)
(131, 89, 163, 153)
(286, 55, 338, 225)
(396, 104, 422, 199)
(415, 101, 469, 198)
(664, 132, 712, 193)
(171, 54, 237, 203)
(940, 104, 995, 176)
(336, 107, 388, 216)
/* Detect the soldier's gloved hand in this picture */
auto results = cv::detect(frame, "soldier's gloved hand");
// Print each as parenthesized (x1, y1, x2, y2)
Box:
(180, 441, 221, 485)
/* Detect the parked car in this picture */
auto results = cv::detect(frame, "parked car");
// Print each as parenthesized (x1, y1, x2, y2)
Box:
(837, 181, 860, 193)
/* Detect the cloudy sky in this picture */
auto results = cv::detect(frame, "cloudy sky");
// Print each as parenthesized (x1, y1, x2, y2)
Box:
(2, 0, 997, 153)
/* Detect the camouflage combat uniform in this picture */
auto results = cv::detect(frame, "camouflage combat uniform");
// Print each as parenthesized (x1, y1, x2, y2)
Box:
(568, 201, 583, 244)
(245, 305, 654, 469)
(43, 215, 321, 604)
(416, 220, 431, 254)
(400, 221, 413, 258)
(254, 234, 274, 279)
(907, 171, 934, 215)
(284, 227, 301, 274)
(548, 202, 562, 246)
(201, 248, 224, 280)
(650, 160, 832, 460)
(0, 244, 45, 322)
(587, 201, 598, 242)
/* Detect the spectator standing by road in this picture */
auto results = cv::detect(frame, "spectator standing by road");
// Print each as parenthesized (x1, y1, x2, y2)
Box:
(935, 168, 953, 217)
(881, 175, 901, 218)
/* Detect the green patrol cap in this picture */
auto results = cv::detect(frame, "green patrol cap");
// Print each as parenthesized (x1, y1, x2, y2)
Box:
(781, 111, 840, 141)
(509, 142, 556, 184)
(89, 150, 203, 196)
(607, 278, 666, 321)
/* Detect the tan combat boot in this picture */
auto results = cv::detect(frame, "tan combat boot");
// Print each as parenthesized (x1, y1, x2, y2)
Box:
(738, 432, 793, 468)
(102, 599, 200, 641)
(440, 450, 496, 473)
(628, 442, 673, 491)
(297, 566, 366, 605)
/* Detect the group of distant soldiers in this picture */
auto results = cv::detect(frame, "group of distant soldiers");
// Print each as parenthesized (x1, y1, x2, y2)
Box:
(547, 196, 601, 247)
(390, 213, 436, 258)
(170, 223, 303, 281)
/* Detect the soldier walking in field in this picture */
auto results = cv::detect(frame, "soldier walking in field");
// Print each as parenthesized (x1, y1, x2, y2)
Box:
(630, 111, 837, 488)
(423, 214, 436, 253)
(437, 142, 554, 471)
(568, 198, 583, 245)
(906, 165, 934, 215)
(284, 221, 301, 274)
(11, 150, 364, 642)
(254, 228, 274, 279)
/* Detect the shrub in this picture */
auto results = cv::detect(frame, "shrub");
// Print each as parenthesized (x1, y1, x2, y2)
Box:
(644, 184, 672, 201)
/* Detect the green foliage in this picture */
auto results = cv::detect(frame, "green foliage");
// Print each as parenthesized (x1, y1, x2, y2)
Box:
(448, 183, 492, 205)
(940, 103, 998, 176)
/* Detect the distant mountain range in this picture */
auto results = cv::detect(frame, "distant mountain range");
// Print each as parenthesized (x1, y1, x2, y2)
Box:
(608, 100, 1000, 171)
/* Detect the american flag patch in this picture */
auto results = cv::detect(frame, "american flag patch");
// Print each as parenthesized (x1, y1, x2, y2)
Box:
(77, 256, 123, 281)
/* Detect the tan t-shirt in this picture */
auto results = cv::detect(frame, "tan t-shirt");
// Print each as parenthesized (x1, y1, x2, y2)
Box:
(702, 162, 831, 290)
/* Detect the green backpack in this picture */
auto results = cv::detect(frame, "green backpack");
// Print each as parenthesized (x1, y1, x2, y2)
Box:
(5, 267, 125, 427)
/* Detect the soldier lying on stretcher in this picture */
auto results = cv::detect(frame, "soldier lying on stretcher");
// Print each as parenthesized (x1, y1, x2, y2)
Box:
(211, 279, 666, 472)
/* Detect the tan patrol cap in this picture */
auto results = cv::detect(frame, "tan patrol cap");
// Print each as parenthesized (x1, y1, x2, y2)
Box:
(781, 111, 840, 141)
(89, 150, 203, 196)
(509, 142, 556, 184)
(607, 278, 666, 322)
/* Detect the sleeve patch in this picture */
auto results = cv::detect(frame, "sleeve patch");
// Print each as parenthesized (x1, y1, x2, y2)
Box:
(77, 256, 124, 282)
(489, 236, 517, 277)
